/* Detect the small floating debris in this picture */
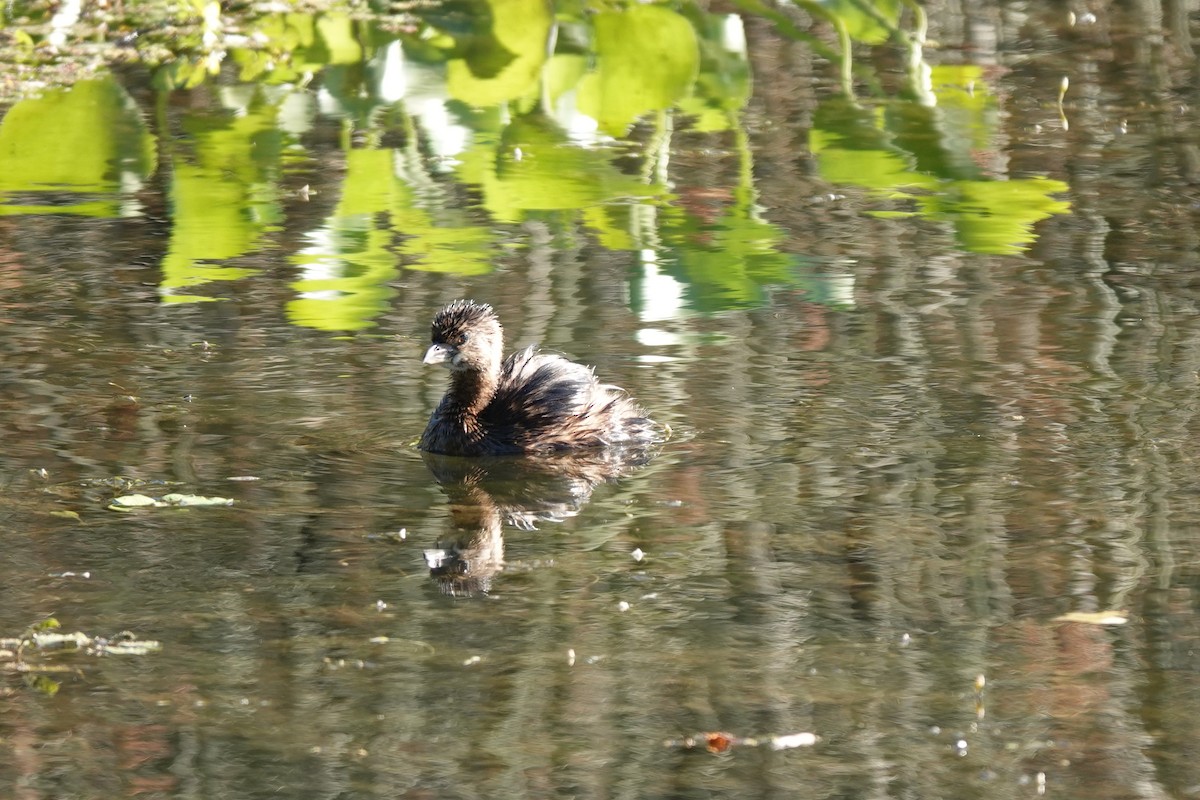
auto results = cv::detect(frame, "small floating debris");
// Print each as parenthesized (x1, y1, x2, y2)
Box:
(1052, 611, 1127, 626)
(85, 476, 179, 491)
(770, 732, 819, 750)
(22, 629, 161, 656)
(1, 618, 161, 694)
(109, 493, 234, 510)
(368, 528, 407, 544)
(667, 731, 819, 753)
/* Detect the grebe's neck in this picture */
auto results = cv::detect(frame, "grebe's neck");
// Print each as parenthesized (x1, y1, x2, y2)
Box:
(446, 367, 498, 417)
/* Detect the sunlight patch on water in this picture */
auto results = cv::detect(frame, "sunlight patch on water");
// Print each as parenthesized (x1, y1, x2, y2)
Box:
(638, 250, 685, 322)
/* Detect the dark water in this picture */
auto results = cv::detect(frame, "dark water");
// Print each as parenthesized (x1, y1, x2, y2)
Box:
(4, 1, 1200, 798)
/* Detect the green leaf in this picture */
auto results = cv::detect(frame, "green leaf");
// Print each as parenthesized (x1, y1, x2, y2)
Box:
(27, 675, 61, 696)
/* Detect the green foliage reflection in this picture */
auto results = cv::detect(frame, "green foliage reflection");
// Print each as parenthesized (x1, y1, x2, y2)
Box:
(289, 144, 494, 331)
(810, 68, 1070, 255)
(456, 113, 661, 223)
(0, 0, 1073, 322)
(659, 128, 793, 311)
(445, 0, 552, 109)
(160, 101, 282, 301)
(576, 6, 700, 137)
(0, 79, 155, 216)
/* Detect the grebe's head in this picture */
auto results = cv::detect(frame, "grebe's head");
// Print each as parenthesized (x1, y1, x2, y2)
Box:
(423, 300, 503, 374)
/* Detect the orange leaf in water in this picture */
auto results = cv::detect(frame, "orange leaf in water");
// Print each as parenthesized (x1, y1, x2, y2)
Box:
(704, 732, 736, 753)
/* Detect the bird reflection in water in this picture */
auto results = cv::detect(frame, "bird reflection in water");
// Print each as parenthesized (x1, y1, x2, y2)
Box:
(421, 448, 657, 596)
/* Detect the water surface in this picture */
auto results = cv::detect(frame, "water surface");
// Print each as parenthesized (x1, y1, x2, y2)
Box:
(2, 1, 1200, 798)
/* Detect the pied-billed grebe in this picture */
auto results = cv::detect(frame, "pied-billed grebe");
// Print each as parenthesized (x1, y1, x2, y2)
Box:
(419, 300, 660, 456)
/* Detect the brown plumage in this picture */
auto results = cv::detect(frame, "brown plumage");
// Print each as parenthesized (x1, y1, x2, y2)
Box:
(418, 300, 661, 456)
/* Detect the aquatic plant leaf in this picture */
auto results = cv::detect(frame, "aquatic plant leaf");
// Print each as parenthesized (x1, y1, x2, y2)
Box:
(108, 493, 233, 509)
(27, 675, 61, 696)
(110, 494, 157, 508)
(668, 729, 818, 751)
(3, 620, 163, 674)
(159, 494, 234, 507)
(577, 6, 700, 137)
(250, 12, 318, 56)
(229, 12, 322, 82)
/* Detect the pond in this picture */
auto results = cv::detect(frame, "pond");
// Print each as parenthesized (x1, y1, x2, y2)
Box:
(2, 0, 1200, 797)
